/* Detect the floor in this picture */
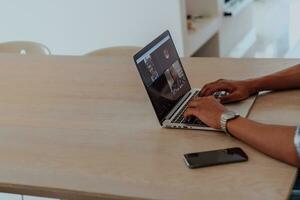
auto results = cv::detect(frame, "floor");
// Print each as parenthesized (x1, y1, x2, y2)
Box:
(245, 0, 300, 58)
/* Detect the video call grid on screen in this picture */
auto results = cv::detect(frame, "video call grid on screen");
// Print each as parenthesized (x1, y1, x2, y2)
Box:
(135, 33, 191, 122)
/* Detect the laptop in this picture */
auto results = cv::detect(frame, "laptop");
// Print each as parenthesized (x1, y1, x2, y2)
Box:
(133, 30, 256, 131)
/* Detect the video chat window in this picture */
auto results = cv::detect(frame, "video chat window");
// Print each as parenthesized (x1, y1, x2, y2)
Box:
(165, 60, 187, 96)
(144, 55, 159, 83)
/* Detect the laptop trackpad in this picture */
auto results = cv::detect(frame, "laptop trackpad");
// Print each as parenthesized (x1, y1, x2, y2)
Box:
(225, 96, 257, 118)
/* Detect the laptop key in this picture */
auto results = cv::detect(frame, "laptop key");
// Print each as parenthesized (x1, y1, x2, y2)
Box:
(213, 91, 229, 99)
(186, 116, 196, 124)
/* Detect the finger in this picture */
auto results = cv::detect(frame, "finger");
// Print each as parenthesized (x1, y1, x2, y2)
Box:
(201, 84, 222, 97)
(188, 96, 215, 108)
(202, 87, 222, 97)
(187, 100, 202, 108)
(220, 92, 241, 104)
(202, 84, 232, 97)
(200, 80, 221, 95)
(207, 95, 221, 103)
(184, 108, 199, 119)
(200, 79, 227, 96)
(199, 84, 212, 96)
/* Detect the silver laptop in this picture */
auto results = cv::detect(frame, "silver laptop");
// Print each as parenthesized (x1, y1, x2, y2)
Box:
(134, 30, 256, 131)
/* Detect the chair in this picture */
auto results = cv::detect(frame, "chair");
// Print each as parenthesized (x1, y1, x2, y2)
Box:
(0, 41, 51, 55)
(86, 46, 141, 57)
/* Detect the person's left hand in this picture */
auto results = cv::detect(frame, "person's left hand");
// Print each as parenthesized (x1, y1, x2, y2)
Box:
(183, 96, 227, 129)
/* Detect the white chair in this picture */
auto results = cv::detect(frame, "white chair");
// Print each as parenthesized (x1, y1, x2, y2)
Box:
(86, 46, 141, 57)
(0, 41, 51, 55)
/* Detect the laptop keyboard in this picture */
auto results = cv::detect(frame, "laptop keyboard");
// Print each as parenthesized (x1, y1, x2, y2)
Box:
(171, 91, 205, 126)
(171, 91, 228, 126)
(214, 91, 228, 98)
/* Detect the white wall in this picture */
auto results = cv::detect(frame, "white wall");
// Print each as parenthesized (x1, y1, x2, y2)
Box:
(289, 0, 300, 49)
(0, 0, 185, 55)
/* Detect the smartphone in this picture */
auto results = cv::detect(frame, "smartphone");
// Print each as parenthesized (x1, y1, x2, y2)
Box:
(183, 147, 248, 169)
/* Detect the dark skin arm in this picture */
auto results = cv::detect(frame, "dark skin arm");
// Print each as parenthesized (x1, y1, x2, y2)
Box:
(184, 64, 300, 167)
(184, 97, 300, 167)
(227, 117, 299, 167)
(200, 64, 300, 103)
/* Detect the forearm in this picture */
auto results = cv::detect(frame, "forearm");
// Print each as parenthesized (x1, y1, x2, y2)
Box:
(227, 117, 300, 166)
(246, 64, 300, 93)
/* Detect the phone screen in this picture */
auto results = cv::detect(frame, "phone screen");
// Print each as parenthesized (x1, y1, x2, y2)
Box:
(184, 147, 248, 169)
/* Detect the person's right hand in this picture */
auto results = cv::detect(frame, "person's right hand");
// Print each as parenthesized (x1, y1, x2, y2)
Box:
(200, 79, 257, 103)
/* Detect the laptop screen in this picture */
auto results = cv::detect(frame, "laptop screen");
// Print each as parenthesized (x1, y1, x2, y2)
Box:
(134, 31, 191, 124)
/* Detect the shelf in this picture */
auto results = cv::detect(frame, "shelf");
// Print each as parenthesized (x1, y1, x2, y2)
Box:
(185, 16, 221, 56)
(224, 0, 253, 17)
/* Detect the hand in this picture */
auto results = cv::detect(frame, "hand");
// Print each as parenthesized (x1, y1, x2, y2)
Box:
(184, 96, 226, 129)
(200, 79, 257, 103)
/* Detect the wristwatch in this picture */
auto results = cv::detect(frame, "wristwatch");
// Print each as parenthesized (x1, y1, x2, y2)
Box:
(220, 111, 240, 137)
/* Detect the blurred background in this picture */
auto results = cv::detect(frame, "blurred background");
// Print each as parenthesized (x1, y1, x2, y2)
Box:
(0, 1, 298, 199)
(0, 0, 298, 57)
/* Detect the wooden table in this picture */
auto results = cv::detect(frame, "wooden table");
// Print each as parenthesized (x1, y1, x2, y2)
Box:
(0, 55, 298, 200)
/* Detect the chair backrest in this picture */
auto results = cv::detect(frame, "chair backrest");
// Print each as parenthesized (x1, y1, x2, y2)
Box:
(86, 46, 141, 57)
(0, 41, 51, 55)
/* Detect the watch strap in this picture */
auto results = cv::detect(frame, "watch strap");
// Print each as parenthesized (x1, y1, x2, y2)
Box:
(220, 111, 239, 137)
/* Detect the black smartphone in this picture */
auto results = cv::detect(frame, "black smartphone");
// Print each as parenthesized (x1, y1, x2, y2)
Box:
(183, 147, 248, 169)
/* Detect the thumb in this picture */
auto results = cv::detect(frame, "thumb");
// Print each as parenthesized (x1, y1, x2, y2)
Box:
(220, 92, 241, 104)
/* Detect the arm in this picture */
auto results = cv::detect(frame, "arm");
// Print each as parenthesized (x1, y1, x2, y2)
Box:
(249, 64, 300, 92)
(227, 117, 300, 167)
(184, 97, 300, 167)
(200, 64, 300, 103)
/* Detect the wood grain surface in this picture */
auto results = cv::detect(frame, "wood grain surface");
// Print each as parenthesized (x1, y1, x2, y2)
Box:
(0, 55, 297, 200)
